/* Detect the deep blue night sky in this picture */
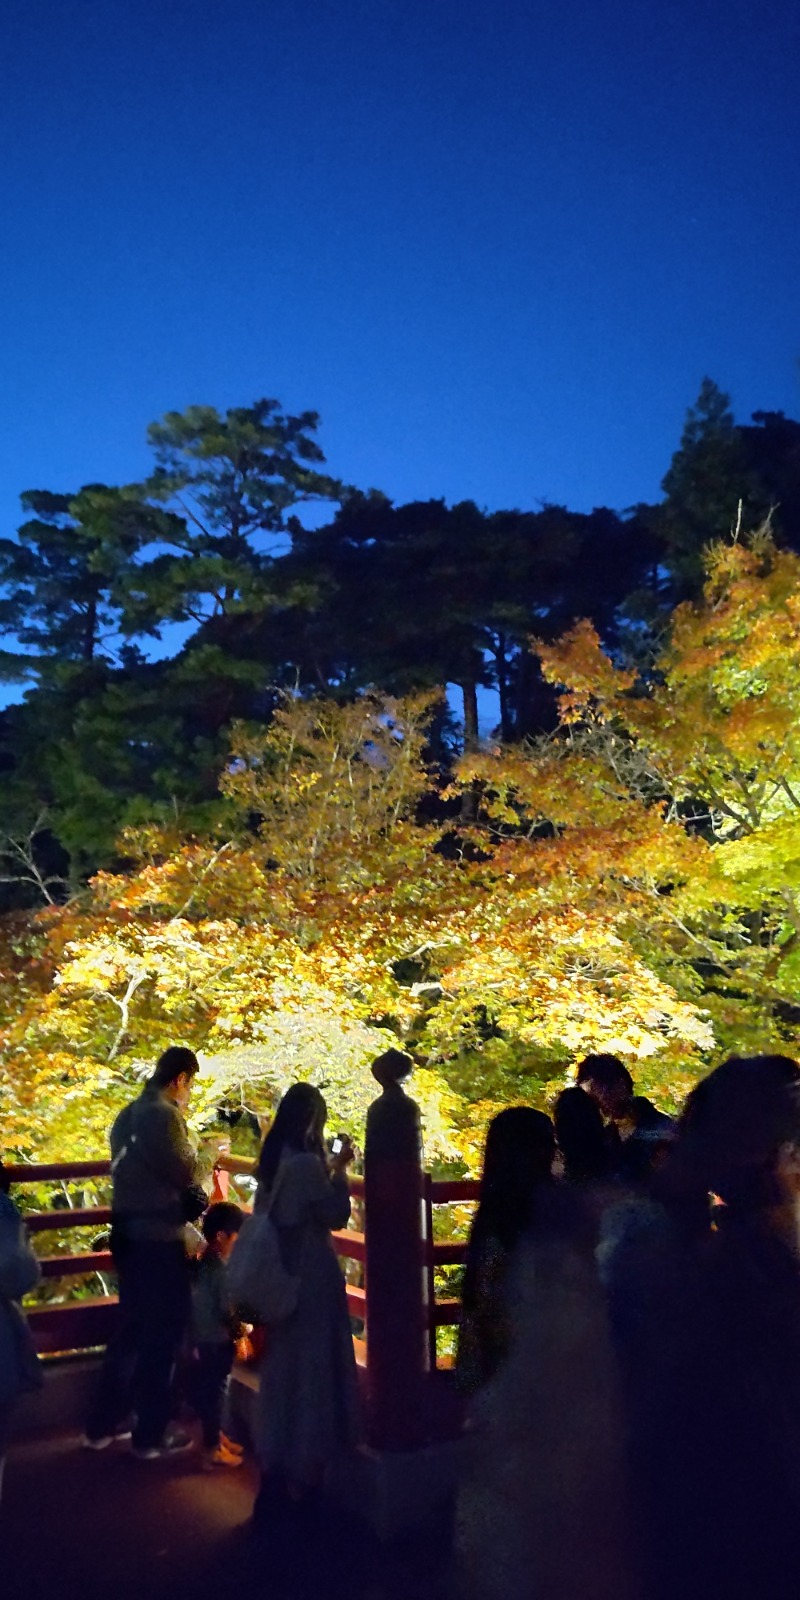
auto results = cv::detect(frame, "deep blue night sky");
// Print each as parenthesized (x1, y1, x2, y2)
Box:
(2, 0, 800, 534)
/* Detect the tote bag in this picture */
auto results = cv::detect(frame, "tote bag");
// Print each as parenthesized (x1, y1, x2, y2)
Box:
(227, 1164, 299, 1325)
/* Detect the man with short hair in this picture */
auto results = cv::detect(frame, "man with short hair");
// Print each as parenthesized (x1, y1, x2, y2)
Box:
(84, 1046, 215, 1458)
(576, 1053, 674, 1177)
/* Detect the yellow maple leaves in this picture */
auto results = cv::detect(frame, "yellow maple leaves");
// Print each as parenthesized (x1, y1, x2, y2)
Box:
(3, 531, 800, 1162)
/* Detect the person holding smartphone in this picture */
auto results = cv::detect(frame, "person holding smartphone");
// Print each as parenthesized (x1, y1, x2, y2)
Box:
(250, 1083, 360, 1518)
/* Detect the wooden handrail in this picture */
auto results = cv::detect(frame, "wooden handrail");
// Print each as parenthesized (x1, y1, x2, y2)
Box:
(427, 1178, 480, 1203)
(38, 1252, 114, 1278)
(430, 1240, 468, 1266)
(25, 1208, 113, 1233)
(431, 1298, 462, 1327)
(346, 1284, 366, 1320)
(4, 1161, 112, 1183)
(332, 1228, 365, 1262)
(8, 1156, 469, 1365)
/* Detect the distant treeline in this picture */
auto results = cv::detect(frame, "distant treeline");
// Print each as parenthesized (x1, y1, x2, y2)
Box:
(0, 380, 798, 898)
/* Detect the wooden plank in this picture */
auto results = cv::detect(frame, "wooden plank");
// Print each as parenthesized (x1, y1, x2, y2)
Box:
(427, 1179, 480, 1204)
(25, 1208, 113, 1233)
(430, 1240, 468, 1265)
(4, 1162, 106, 1186)
(331, 1229, 366, 1262)
(431, 1298, 462, 1326)
(37, 1252, 114, 1279)
(27, 1296, 119, 1355)
(346, 1284, 366, 1321)
(4, 1161, 111, 1183)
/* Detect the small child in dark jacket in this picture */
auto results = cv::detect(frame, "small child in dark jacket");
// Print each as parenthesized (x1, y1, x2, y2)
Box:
(191, 1201, 245, 1469)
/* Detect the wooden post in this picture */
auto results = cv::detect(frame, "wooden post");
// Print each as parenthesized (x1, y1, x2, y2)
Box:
(364, 1049, 428, 1451)
(209, 1165, 229, 1203)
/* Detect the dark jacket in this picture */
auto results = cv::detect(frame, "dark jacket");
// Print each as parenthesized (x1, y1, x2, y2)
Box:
(110, 1083, 201, 1243)
(631, 1217, 800, 1600)
(192, 1253, 236, 1346)
(0, 1191, 42, 1405)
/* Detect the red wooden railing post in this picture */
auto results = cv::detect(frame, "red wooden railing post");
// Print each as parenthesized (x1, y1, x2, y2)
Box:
(364, 1049, 428, 1451)
(210, 1165, 229, 1203)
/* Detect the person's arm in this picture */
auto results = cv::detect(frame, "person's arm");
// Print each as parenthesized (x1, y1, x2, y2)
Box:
(297, 1153, 353, 1231)
(215, 1153, 256, 1177)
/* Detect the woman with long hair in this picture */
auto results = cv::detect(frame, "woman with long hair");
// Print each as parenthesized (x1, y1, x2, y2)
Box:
(554, 1087, 614, 1184)
(455, 1114, 638, 1600)
(251, 1083, 360, 1513)
(457, 1106, 555, 1395)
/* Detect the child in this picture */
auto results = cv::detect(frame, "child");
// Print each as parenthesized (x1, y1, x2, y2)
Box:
(191, 1200, 245, 1469)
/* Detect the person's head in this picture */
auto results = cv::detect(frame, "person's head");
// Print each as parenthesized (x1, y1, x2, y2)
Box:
(202, 1200, 244, 1260)
(576, 1054, 634, 1121)
(477, 1106, 556, 1249)
(256, 1082, 328, 1191)
(675, 1054, 800, 1221)
(151, 1046, 200, 1111)
(554, 1087, 612, 1182)
(372, 1048, 414, 1090)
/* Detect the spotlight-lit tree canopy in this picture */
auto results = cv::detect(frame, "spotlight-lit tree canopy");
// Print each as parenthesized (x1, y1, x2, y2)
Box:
(2, 386, 800, 1162)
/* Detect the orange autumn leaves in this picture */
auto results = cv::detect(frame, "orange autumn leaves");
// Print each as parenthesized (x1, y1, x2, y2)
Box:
(3, 530, 800, 1157)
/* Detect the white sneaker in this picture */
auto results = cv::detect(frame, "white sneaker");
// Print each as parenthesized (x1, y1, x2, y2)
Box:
(132, 1429, 193, 1460)
(81, 1428, 132, 1451)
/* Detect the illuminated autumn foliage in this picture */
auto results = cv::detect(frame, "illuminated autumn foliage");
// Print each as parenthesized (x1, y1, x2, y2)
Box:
(2, 529, 800, 1161)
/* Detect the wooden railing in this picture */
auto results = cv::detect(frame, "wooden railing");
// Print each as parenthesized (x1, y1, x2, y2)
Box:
(424, 1176, 479, 1366)
(4, 1160, 117, 1354)
(7, 1154, 479, 1460)
(4, 1161, 371, 1357)
(6, 1162, 478, 1367)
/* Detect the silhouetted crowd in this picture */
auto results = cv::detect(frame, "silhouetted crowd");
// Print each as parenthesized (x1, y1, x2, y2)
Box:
(4, 1046, 800, 1600)
(456, 1051, 800, 1600)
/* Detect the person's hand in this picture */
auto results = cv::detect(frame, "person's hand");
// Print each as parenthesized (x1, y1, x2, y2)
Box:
(201, 1135, 231, 1162)
(331, 1135, 355, 1172)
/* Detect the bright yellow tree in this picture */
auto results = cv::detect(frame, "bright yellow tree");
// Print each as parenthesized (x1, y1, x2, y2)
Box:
(0, 677, 713, 1161)
(8, 530, 798, 1166)
(461, 526, 800, 1089)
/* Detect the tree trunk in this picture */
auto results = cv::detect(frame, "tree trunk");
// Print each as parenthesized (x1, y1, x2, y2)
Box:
(460, 667, 480, 823)
(461, 671, 480, 754)
(511, 647, 533, 740)
(493, 633, 513, 743)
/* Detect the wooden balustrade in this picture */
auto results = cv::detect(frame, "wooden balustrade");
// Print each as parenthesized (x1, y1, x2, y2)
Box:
(6, 1159, 371, 1358)
(7, 1150, 480, 1447)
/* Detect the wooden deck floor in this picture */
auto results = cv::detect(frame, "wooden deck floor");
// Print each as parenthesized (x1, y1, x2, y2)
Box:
(0, 1429, 453, 1600)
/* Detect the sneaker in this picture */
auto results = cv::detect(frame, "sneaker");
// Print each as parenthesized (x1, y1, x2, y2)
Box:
(202, 1443, 244, 1470)
(81, 1427, 133, 1451)
(132, 1428, 194, 1460)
